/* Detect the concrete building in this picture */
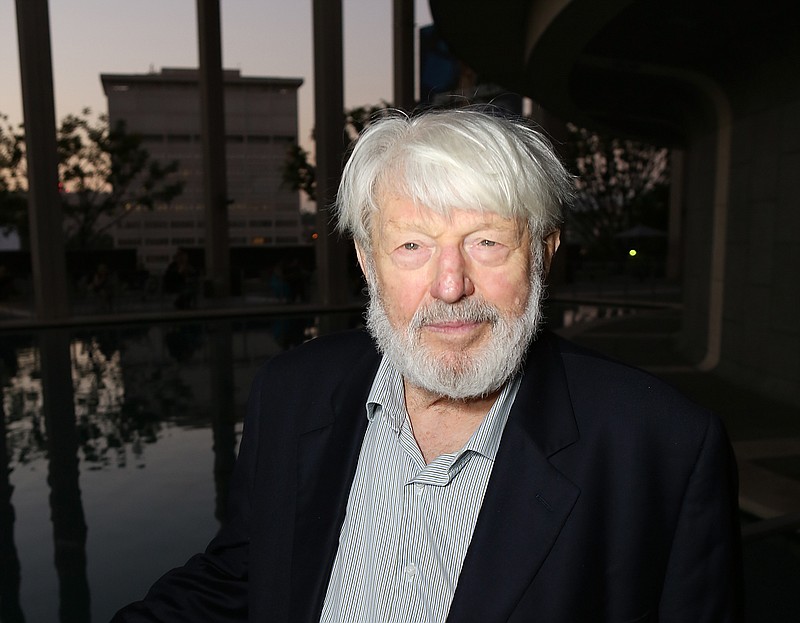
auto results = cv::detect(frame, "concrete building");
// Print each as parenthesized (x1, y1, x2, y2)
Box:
(430, 0, 800, 408)
(101, 67, 305, 273)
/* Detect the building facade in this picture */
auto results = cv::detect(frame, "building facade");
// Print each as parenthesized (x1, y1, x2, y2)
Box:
(431, 0, 800, 407)
(101, 68, 306, 273)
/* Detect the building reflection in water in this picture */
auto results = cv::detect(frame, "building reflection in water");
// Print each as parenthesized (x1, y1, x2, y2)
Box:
(0, 314, 358, 621)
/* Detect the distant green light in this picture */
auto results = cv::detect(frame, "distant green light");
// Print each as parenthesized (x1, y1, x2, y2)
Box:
(629, 249, 637, 257)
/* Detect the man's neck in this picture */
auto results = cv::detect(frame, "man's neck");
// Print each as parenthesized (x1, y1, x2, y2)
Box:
(403, 380, 501, 464)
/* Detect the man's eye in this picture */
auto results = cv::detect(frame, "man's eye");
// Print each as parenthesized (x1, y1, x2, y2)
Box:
(402, 242, 420, 251)
(479, 239, 497, 247)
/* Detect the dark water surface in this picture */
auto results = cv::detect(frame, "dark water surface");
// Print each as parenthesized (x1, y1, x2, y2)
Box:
(1, 315, 337, 622)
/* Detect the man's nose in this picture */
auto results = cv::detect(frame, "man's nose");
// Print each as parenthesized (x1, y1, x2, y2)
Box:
(430, 246, 475, 303)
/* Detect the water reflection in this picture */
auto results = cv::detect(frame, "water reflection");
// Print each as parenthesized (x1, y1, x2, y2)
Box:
(0, 314, 348, 622)
(40, 329, 90, 622)
(207, 322, 236, 521)
(1, 354, 24, 623)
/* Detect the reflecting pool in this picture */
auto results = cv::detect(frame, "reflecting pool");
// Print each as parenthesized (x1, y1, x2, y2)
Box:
(1, 313, 362, 622)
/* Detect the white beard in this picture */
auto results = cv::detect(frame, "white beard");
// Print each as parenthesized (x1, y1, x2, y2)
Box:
(364, 250, 545, 400)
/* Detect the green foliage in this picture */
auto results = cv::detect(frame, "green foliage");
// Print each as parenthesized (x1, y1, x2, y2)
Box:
(0, 114, 28, 240)
(281, 101, 391, 203)
(563, 124, 670, 260)
(344, 102, 391, 141)
(0, 108, 184, 249)
(281, 143, 316, 202)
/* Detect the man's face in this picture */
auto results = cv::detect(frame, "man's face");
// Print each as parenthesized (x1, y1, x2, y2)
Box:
(359, 194, 559, 399)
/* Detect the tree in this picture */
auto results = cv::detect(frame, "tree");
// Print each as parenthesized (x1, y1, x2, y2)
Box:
(562, 124, 670, 261)
(281, 102, 391, 203)
(282, 143, 316, 202)
(0, 114, 28, 242)
(0, 109, 184, 249)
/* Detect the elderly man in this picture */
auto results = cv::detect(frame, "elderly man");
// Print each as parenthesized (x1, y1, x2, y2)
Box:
(114, 109, 741, 622)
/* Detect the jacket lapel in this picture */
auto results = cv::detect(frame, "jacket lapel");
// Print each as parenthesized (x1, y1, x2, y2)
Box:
(447, 332, 581, 622)
(288, 348, 379, 621)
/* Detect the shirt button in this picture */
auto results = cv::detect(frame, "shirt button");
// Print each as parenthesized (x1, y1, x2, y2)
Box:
(404, 562, 418, 581)
(414, 483, 425, 496)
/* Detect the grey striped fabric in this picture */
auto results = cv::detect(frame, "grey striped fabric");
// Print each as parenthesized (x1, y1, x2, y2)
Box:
(320, 356, 521, 622)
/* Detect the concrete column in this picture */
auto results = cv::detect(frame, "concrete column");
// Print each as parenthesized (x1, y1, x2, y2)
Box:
(197, 0, 230, 297)
(393, 0, 416, 111)
(312, 0, 350, 307)
(15, 0, 70, 319)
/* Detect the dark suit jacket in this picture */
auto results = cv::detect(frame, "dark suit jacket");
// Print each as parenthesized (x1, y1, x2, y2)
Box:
(114, 329, 742, 622)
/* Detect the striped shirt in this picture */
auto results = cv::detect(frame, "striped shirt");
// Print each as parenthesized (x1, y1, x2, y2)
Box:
(319, 356, 522, 623)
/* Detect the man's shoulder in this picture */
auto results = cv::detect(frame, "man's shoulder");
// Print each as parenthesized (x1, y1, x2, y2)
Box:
(257, 328, 379, 384)
(542, 331, 715, 433)
(244, 329, 380, 434)
(283, 327, 376, 359)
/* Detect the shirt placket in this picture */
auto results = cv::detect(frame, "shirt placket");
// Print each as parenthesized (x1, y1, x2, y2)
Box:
(391, 416, 431, 622)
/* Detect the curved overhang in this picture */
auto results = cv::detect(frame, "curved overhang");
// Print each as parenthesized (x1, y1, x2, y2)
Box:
(429, 0, 800, 146)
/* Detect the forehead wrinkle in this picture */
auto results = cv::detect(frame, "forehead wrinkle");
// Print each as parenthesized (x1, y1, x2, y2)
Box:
(377, 195, 525, 234)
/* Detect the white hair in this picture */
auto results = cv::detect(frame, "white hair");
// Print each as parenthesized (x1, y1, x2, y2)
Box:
(335, 108, 574, 250)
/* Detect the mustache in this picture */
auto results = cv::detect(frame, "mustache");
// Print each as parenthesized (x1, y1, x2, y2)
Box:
(409, 297, 500, 331)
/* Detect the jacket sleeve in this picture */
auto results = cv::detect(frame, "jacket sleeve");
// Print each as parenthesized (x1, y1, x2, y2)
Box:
(658, 413, 744, 622)
(110, 368, 267, 622)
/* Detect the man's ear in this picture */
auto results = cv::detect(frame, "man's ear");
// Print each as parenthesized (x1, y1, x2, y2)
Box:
(542, 229, 561, 277)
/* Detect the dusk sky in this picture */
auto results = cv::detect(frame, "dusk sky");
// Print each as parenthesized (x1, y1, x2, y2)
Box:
(0, 0, 433, 152)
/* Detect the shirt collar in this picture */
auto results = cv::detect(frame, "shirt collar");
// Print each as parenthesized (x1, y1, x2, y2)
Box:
(366, 356, 406, 432)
